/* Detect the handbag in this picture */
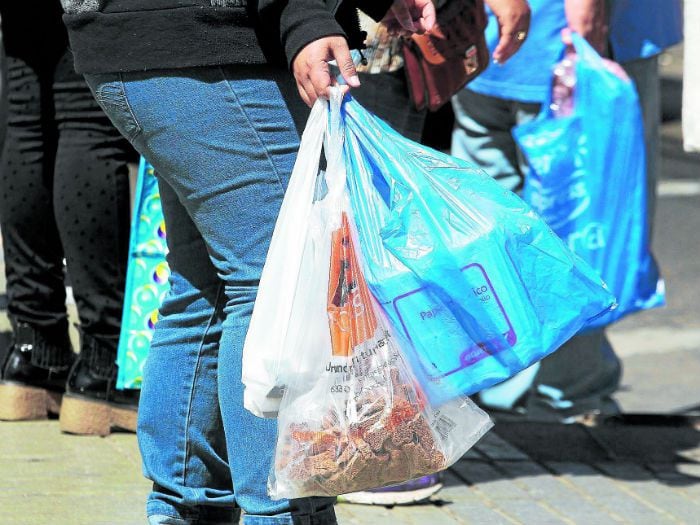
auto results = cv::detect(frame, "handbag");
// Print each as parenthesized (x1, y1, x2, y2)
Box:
(402, 0, 490, 112)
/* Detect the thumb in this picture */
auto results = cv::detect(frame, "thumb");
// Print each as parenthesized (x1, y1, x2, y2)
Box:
(331, 39, 360, 88)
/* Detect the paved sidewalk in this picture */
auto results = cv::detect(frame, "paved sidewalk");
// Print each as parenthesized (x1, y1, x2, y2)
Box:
(2, 415, 700, 525)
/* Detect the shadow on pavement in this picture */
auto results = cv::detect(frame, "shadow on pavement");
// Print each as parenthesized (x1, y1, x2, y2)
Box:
(444, 414, 700, 489)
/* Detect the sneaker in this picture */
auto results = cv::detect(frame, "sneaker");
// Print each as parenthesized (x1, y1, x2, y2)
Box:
(337, 474, 443, 506)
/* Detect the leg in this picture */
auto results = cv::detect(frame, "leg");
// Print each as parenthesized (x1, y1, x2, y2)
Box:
(0, 19, 74, 420)
(528, 331, 621, 420)
(140, 179, 238, 524)
(0, 52, 66, 333)
(451, 89, 540, 192)
(530, 57, 661, 419)
(53, 47, 133, 346)
(622, 55, 660, 237)
(450, 92, 543, 410)
(84, 65, 334, 524)
(51, 46, 138, 435)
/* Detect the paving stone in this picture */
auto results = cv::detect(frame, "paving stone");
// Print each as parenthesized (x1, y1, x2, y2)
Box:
(450, 461, 569, 524)
(494, 461, 625, 525)
(440, 471, 518, 525)
(590, 423, 700, 463)
(475, 431, 531, 461)
(493, 422, 612, 463)
(461, 446, 487, 461)
(596, 462, 700, 524)
(335, 503, 404, 525)
(546, 462, 677, 525)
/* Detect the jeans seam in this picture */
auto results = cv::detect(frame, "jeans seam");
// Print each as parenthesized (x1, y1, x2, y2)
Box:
(182, 281, 227, 490)
(218, 67, 287, 196)
(116, 72, 144, 140)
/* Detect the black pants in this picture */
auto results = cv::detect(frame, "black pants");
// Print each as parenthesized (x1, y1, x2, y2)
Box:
(0, 5, 135, 350)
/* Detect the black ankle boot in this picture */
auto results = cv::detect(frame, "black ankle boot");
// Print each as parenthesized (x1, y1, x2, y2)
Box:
(0, 321, 75, 421)
(60, 332, 139, 435)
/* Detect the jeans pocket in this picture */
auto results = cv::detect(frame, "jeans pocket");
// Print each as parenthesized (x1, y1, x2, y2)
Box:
(86, 73, 143, 141)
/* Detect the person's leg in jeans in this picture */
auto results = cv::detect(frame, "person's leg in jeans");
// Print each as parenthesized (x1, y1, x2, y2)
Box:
(51, 46, 136, 434)
(451, 88, 621, 418)
(84, 65, 335, 524)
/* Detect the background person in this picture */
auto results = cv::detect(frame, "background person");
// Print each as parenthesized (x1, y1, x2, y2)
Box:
(451, 0, 683, 420)
(0, 0, 138, 434)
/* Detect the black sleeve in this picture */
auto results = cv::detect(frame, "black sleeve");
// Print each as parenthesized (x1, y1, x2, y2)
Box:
(259, 0, 345, 66)
(258, 0, 393, 66)
(357, 0, 393, 21)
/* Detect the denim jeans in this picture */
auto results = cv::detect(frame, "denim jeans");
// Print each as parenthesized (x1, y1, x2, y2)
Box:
(84, 66, 336, 525)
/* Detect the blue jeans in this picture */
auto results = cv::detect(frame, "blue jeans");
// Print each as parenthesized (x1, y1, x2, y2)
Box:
(84, 66, 336, 525)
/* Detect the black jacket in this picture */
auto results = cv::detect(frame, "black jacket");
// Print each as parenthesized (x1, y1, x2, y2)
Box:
(60, 0, 392, 74)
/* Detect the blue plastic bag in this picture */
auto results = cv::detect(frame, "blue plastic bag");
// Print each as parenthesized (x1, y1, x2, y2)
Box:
(342, 96, 615, 402)
(512, 34, 665, 329)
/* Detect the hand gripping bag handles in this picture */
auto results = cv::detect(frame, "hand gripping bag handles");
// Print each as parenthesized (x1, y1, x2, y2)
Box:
(341, 96, 616, 403)
(261, 90, 492, 499)
(512, 33, 665, 329)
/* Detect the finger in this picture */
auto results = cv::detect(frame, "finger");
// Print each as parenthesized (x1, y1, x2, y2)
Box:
(330, 39, 360, 88)
(493, 20, 524, 63)
(492, 30, 516, 63)
(308, 60, 332, 101)
(301, 77, 317, 106)
(561, 27, 573, 46)
(391, 1, 417, 32)
(296, 78, 313, 107)
(418, 1, 436, 33)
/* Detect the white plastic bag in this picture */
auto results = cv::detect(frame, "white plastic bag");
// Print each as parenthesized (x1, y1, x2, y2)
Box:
(242, 99, 330, 418)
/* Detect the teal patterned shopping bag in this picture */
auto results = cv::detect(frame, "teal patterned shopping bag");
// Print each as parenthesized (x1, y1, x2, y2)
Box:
(116, 158, 170, 389)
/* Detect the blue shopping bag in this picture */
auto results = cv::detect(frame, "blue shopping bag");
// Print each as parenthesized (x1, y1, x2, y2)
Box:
(115, 158, 170, 389)
(512, 33, 665, 329)
(341, 96, 615, 402)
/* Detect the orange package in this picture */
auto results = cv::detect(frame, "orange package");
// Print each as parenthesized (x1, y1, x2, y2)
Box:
(327, 213, 377, 357)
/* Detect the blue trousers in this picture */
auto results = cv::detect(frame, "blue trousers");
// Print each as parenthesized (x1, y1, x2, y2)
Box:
(85, 66, 336, 525)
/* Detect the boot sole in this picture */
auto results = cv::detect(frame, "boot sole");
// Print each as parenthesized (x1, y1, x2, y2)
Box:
(0, 381, 62, 421)
(59, 393, 138, 436)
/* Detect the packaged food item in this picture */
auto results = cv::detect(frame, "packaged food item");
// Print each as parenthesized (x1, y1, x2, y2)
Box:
(269, 210, 491, 499)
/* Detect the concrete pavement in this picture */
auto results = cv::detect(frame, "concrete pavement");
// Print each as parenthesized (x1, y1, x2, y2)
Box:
(2, 415, 699, 524)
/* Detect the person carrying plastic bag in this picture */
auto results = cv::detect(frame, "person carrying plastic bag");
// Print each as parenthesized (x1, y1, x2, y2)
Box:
(513, 32, 665, 329)
(243, 89, 615, 497)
